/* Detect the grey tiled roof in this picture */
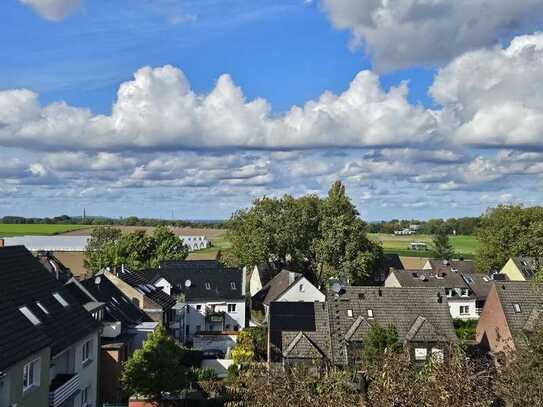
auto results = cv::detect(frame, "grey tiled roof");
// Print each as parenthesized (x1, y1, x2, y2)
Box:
(427, 259, 477, 274)
(391, 269, 468, 289)
(511, 257, 543, 280)
(270, 286, 458, 365)
(495, 282, 543, 343)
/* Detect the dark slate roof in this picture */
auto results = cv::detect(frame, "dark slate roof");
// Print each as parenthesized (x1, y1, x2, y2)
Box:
(115, 268, 176, 309)
(0, 246, 100, 357)
(144, 260, 244, 302)
(68, 274, 152, 326)
(511, 257, 543, 280)
(252, 270, 304, 306)
(251, 262, 282, 287)
(461, 273, 495, 301)
(269, 302, 331, 363)
(325, 287, 458, 365)
(367, 254, 404, 284)
(495, 282, 543, 344)
(269, 287, 457, 365)
(0, 296, 52, 371)
(389, 269, 471, 293)
(427, 259, 477, 274)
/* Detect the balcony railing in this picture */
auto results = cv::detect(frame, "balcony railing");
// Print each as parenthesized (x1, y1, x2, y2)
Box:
(49, 373, 80, 407)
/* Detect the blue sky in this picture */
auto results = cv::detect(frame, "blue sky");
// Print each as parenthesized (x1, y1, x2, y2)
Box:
(1, 0, 543, 220)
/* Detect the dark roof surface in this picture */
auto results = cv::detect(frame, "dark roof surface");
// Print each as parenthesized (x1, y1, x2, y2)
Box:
(495, 282, 543, 343)
(0, 296, 52, 371)
(116, 268, 176, 309)
(427, 259, 477, 274)
(0, 246, 100, 357)
(253, 270, 303, 306)
(69, 274, 152, 326)
(269, 287, 457, 365)
(390, 269, 470, 291)
(144, 260, 244, 302)
(461, 273, 495, 300)
(511, 257, 543, 280)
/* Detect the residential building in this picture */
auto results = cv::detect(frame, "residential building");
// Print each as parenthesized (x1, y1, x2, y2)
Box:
(367, 253, 404, 285)
(1, 236, 90, 279)
(385, 269, 479, 319)
(104, 267, 176, 327)
(180, 236, 210, 251)
(476, 282, 543, 354)
(0, 246, 101, 407)
(500, 256, 542, 281)
(252, 269, 324, 320)
(144, 260, 246, 343)
(268, 286, 458, 367)
(247, 262, 280, 297)
(423, 259, 477, 274)
(65, 273, 159, 405)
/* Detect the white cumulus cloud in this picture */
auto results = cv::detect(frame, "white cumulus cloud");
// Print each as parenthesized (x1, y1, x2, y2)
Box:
(19, 0, 81, 21)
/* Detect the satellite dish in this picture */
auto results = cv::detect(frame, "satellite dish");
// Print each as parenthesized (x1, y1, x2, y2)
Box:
(185, 279, 192, 288)
(95, 276, 101, 285)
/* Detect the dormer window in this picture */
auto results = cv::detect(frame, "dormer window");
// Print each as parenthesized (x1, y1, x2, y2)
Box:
(230, 282, 236, 290)
(367, 309, 374, 318)
(53, 292, 69, 307)
(461, 288, 470, 297)
(205, 282, 211, 290)
(19, 306, 41, 325)
(513, 303, 522, 313)
(446, 289, 454, 297)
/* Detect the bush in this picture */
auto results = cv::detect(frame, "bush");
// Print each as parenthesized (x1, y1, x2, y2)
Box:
(180, 347, 203, 367)
(191, 367, 218, 382)
(453, 319, 477, 340)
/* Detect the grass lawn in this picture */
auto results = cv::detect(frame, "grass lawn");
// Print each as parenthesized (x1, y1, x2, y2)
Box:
(0, 224, 87, 237)
(369, 233, 479, 259)
(186, 233, 232, 261)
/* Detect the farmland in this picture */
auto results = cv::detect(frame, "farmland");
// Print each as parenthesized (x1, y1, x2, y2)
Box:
(0, 224, 86, 237)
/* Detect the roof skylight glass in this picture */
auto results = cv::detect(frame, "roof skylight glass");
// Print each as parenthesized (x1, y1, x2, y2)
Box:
(19, 306, 41, 325)
(53, 292, 69, 307)
(36, 301, 49, 315)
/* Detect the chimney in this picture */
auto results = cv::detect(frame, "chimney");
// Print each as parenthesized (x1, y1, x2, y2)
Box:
(288, 271, 296, 285)
(0, 238, 4, 248)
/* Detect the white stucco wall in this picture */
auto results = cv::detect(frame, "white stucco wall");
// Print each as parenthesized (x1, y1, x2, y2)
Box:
(275, 277, 324, 302)
(249, 266, 263, 297)
(201, 359, 234, 378)
(448, 299, 478, 320)
(384, 273, 402, 288)
(155, 277, 172, 296)
(183, 300, 246, 338)
(74, 330, 100, 407)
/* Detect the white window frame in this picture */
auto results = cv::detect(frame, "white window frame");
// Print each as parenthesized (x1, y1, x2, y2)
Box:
(367, 309, 374, 318)
(347, 309, 353, 317)
(459, 305, 469, 315)
(53, 292, 69, 307)
(22, 358, 40, 392)
(414, 348, 427, 361)
(82, 339, 93, 365)
(227, 304, 237, 313)
(513, 303, 521, 313)
(461, 288, 470, 297)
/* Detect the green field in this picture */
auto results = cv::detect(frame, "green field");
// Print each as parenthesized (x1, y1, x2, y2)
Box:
(368, 233, 480, 258)
(0, 224, 86, 237)
(186, 234, 232, 260)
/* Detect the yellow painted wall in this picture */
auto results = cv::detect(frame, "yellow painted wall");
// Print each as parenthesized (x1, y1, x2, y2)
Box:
(500, 258, 526, 281)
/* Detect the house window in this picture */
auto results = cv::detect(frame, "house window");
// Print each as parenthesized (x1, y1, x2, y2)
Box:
(461, 288, 470, 297)
(347, 309, 353, 317)
(367, 309, 374, 318)
(23, 358, 40, 391)
(431, 348, 444, 363)
(230, 282, 236, 290)
(414, 348, 427, 361)
(513, 303, 522, 313)
(19, 306, 41, 326)
(196, 304, 202, 311)
(35, 301, 49, 315)
(228, 304, 237, 313)
(82, 339, 93, 365)
(81, 385, 91, 407)
(446, 289, 454, 297)
(459, 305, 469, 315)
(52, 292, 69, 307)
(299, 283, 305, 292)
(205, 282, 211, 290)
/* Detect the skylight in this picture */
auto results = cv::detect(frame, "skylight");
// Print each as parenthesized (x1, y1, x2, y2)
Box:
(514, 303, 522, 313)
(367, 309, 374, 318)
(36, 301, 49, 315)
(52, 292, 69, 307)
(19, 306, 41, 325)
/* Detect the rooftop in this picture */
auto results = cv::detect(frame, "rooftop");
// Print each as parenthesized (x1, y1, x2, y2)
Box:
(2, 236, 90, 252)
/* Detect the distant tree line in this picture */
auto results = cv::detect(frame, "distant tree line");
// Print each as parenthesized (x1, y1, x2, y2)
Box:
(367, 217, 481, 235)
(0, 215, 225, 229)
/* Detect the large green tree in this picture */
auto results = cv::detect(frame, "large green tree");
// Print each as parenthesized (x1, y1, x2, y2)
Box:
(226, 181, 382, 286)
(430, 227, 455, 260)
(121, 326, 191, 406)
(476, 205, 543, 273)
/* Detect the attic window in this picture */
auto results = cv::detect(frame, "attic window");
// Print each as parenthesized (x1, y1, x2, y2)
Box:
(19, 306, 41, 325)
(205, 282, 211, 290)
(52, 292, 69, 307)
(513, 303, 522, 313)
(230, 282, 236, 290)
(36, 301, 49, 315)
(367, 309, 374, 318)
(347, 309, 353, 317)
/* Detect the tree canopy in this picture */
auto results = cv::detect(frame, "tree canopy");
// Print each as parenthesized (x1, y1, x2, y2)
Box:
(226, 181, 383, 287)
(476, 205, 543, 273)
(430, 227, 455, 260)
(85, 225, 188, 273)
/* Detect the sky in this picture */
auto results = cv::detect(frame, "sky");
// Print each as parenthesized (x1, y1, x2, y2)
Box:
(1, 0, 543, 221)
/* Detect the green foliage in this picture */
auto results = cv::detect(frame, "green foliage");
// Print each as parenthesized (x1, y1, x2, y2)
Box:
(236, 327, 267, 361)
(85, 225, 189, 273)
(476, 205, 543, 273)
(430, 227, 455, 260)
(453, 319, 477, 341)
(190, 367, 218, 382)
(226, 181, 383, 286)
(179, 347, 203, 368)
(121, 326, 191, 402)
(360, 323, 401, 377)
